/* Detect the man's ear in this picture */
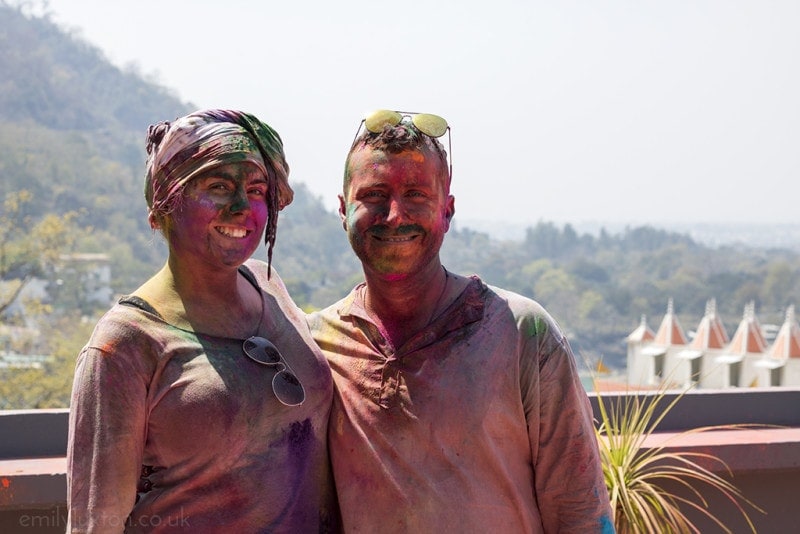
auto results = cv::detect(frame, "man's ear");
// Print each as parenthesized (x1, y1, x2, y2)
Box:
(444, 195, 455, 231)
(338, 194, 348, 231)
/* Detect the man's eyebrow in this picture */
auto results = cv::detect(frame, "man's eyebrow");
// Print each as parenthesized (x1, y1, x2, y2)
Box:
(355, 179, 388, 189)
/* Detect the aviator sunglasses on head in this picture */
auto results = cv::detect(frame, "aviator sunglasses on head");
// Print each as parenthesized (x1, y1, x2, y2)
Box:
(353, 110, 452, 178)
(243, 336, 306, 406)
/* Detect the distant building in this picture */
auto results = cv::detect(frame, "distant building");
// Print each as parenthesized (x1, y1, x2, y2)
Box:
(627, 300, 800, 388)
(1, 253, 113, 322)
(56, 253, 114, 307)
(0, 277, 49, 324)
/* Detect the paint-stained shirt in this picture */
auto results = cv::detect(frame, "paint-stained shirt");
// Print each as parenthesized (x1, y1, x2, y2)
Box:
(307, 274, 614, 534)
(67, 260, 339, 533)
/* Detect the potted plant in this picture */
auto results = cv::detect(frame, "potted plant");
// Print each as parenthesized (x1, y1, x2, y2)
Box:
(593, 381, 764, 533)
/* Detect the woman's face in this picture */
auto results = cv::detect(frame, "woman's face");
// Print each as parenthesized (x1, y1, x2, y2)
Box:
(165, 161, 269, 270)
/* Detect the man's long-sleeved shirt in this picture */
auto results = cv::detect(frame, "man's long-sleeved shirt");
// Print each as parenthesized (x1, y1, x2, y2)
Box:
(308, 274, 613, 533)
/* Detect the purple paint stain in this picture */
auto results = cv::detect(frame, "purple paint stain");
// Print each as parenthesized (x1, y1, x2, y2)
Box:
(287, 419, 313, 456)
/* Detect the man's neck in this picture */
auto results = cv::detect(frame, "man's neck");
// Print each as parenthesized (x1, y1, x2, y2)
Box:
(362, 264, 449, 348)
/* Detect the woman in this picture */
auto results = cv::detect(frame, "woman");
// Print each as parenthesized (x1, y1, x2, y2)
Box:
(67, 109, 338, 532)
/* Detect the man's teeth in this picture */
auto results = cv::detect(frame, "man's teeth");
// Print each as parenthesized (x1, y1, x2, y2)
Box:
(381, 236, 413, 242)
(218, 227, 247, 238)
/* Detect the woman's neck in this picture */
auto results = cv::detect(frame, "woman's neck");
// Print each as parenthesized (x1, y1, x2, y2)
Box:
(134, 261, 263, 339)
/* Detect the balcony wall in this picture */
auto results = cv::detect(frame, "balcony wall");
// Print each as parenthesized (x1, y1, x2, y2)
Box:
(2, 388, 800, 533)
(0, 409, 67, 533)
(588, 387, 800, 533)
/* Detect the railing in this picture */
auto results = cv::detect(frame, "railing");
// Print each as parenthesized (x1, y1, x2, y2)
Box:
(2, 388, 799, 533)
(0, 409, 68, 533)
(588, 387, 800, 532)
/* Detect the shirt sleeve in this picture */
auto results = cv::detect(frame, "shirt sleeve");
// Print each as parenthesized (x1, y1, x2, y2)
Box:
(67, 338, 151, 533)
(520, 312, 615, 533)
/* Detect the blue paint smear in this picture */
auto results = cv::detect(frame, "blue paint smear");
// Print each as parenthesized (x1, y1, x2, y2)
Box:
(599, 514, 616, 533)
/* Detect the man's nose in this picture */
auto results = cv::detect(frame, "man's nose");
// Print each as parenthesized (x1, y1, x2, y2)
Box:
(383, 197, 409, 226)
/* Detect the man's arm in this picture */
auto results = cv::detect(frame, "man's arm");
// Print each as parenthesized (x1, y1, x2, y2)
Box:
(520, 312, 615, 533)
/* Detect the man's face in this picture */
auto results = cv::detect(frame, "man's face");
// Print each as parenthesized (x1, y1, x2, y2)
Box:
(339, 146, 454, 280)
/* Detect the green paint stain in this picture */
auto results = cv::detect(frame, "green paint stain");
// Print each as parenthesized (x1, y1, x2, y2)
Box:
(525, 316, 548, 338)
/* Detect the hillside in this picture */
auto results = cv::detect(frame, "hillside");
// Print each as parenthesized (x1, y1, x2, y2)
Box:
(0, 2, 357, 299)
(2, 2, 800, 372)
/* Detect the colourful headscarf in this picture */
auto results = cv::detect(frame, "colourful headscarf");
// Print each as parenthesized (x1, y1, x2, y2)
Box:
(144, 109, 293, 273)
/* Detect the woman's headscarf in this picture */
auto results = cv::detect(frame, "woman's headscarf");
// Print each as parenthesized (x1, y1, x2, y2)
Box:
(144, 109, 293, 275)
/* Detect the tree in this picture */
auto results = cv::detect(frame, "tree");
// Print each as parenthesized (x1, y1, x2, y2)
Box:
(0, 189, 82, 315)
(0, 312, 93, 409)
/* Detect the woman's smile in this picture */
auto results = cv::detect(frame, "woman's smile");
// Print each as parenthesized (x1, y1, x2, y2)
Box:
(216, 225, 252, 239)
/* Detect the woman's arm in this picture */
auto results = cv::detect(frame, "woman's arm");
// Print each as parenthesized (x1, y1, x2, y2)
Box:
(67, 343, 149, 533)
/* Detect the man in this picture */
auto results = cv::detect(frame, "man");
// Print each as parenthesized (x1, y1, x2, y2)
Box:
(308, 110, 613, 533)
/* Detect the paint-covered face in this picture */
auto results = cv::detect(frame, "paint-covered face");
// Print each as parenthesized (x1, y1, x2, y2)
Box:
(166, 161, 269, 269)
(340, 146, 454, 280)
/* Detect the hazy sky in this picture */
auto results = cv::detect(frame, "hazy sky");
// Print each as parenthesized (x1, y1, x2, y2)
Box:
(41, 0, 800, 230)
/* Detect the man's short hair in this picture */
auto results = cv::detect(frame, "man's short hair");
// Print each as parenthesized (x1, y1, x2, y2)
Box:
(344, 122, 450, 192)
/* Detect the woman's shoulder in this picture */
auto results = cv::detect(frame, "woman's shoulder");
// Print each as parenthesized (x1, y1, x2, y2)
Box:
(83, 299, 173, 356)
(243, 258, 308, 322)
(242, 258, 276, 285)
(242, 259, 293, 300)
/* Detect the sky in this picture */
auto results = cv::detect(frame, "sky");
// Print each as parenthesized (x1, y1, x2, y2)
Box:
(36, 0, 800, 234)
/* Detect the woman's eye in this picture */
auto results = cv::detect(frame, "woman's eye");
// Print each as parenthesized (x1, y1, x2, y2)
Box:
(208, 181, 230, 191)
(248, 187, 266, 197)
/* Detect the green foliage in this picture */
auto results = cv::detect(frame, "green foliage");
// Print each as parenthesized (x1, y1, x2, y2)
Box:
(2, 0, 800, 412)
(594, 383, 763, 533)
(0, 190, 87, 315)
(0, 312, 93, 409)
(273, 183, 361, 309)
(0, 2, 191, 133)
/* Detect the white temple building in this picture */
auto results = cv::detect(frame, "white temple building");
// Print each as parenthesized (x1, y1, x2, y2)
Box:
(627, 300, 800, 388)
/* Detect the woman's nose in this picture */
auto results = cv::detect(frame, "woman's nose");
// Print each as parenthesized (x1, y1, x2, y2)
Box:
(228, 187, 250, 214)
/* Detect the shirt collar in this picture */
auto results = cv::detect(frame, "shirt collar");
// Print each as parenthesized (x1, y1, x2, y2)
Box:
(337, 275, 487, 351)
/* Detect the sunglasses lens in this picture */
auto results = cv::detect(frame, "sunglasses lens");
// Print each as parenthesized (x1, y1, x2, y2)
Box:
(244, 336, 305, 406)
(243, 337, 281, 364)
(412, 114, 448, 138)
(273, 371, 306, 406)
(364, 109, 402, 133)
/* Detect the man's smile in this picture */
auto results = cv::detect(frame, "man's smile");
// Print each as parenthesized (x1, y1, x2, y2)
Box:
(373, 234, 418, 243)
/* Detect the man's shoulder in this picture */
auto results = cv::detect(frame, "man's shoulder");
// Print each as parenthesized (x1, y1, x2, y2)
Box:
(483, 282, 546, 314)
(478, 281, 567, 341)
(306, 290, 357, 328)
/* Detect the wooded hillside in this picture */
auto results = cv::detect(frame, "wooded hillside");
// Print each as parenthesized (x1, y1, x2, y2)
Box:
(2, 2, 799, 380)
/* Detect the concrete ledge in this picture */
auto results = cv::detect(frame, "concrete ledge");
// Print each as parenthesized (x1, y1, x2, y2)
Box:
(0, 410, 69, 512)
(0, 457, 66, 510)
(641, 427, 800, 473)
(588, 387, 800, 431)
